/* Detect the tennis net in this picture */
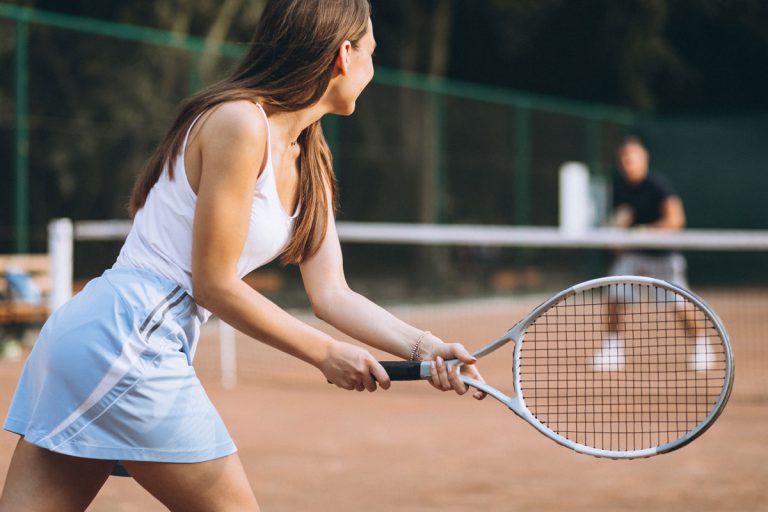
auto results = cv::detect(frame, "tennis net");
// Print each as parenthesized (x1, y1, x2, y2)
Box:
(51, 219, 768, 401)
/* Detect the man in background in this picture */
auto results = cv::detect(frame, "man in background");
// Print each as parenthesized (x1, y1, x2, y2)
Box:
(593, 136, 701, 371)
(609, 135, 687, 286)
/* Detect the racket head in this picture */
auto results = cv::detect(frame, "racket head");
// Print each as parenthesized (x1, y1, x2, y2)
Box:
(510, 275, 733, 459)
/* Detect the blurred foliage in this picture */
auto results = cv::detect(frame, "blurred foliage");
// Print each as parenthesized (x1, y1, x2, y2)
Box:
(1, 0, 767, 251)
(4, 0, 766, 110)
(372, 0, 768, 111)
(1, 0, 265, 246)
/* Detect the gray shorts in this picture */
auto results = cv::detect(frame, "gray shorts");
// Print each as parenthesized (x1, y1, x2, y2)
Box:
(609, 251, 688, 288)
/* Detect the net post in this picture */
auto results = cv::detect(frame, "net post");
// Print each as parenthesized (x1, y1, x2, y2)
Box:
(559, 162, 592, 236)
(48, 218, 73, 313)
(219, 318, 237, 389)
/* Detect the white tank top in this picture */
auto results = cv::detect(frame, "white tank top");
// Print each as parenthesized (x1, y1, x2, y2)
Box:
(115, 104, 298, 322)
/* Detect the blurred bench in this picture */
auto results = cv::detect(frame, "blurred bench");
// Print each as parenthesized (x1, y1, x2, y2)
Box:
(0, 255, 282, 340)
(0, 254, 50, 343)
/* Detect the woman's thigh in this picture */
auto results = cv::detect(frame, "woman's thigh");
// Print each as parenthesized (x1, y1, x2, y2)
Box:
(0, 437, 114, 512)
(123, 453, 259, 512)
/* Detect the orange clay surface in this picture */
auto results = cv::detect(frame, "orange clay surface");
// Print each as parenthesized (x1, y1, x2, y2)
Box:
(0, 292, 765, 511)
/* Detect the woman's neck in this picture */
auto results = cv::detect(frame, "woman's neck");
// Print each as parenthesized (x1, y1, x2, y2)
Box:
(261, 102, 328, 147)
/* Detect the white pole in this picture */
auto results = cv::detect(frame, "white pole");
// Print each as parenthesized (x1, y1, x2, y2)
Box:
(219, 319, 237, 389)
(48, 218, 73, 313)
(559, 162, 591, 236)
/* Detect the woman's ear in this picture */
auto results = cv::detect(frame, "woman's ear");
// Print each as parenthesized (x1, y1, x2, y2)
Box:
(335, 40, 353, 76)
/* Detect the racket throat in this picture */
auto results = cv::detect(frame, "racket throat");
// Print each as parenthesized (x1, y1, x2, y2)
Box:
(459, 376, 516, 408)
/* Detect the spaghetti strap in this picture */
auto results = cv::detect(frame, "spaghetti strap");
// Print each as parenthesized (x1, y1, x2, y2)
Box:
(181, 112, 205, 157)
(253, 103, 273, 164)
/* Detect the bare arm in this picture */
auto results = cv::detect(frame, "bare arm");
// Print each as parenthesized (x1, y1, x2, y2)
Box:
(648, 196, 686, 230)
(190, 102, 388, 391)
(609, 205, 634, 228)
(610, 196, 686, 230)
(300, 205, 486, 399)
(299, 211, 429, 360)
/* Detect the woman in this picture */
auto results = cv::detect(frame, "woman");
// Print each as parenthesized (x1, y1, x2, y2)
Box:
(0, 1, 484, 511)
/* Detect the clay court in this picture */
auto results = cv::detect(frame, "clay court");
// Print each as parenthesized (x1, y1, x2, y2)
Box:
(0, 290, 764, 511)
(1, 3, 767, 511)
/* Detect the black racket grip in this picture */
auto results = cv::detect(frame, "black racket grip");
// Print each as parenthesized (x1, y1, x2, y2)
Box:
(380, 361, 423, 381)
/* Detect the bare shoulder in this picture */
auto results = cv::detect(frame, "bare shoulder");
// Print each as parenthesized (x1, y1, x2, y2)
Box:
(198, 100, 268, 149)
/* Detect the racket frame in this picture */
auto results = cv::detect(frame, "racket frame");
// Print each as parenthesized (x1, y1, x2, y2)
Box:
(396, 275, 734, 459)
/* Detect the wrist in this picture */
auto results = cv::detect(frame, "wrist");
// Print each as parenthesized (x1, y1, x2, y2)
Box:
(415, 333, 443, 362)
(407, 331, 430, 361)
(309, 335, 338, 369)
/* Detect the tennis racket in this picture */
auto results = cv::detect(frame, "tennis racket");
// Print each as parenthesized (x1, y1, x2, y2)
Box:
(381, 276, 734, 459)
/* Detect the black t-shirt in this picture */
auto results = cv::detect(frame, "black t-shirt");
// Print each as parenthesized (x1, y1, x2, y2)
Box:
(613, 170, 676, 227)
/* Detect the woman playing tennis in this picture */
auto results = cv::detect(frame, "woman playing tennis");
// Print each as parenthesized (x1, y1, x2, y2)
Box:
(0, 1, 483, 510)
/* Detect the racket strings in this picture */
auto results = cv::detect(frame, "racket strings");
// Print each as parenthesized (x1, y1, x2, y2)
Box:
(518, 283, 727, 453)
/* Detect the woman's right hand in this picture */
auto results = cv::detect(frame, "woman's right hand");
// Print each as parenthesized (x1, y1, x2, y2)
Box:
(320, 341, 391, 392)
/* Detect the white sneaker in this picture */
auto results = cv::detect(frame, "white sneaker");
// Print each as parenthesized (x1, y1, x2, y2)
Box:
(592, 333, 625, 371)
(691, 336, 716, 371)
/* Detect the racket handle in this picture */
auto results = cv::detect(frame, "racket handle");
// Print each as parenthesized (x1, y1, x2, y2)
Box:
(380, 361, 425, 381)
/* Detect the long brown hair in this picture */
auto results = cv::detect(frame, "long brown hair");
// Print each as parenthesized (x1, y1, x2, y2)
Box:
(129, 0, 370, 264)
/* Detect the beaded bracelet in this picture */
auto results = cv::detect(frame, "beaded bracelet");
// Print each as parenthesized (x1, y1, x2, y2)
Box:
(409, 330, 431, 361)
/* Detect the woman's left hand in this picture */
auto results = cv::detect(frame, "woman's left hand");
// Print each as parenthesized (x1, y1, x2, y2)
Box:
(424, 341, 487, 400)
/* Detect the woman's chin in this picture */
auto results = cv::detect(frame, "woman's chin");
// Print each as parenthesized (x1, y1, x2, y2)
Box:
(333, 102, 356, 116)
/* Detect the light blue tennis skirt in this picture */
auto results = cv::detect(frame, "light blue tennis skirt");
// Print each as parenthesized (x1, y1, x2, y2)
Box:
(3, 267, 236, 471)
